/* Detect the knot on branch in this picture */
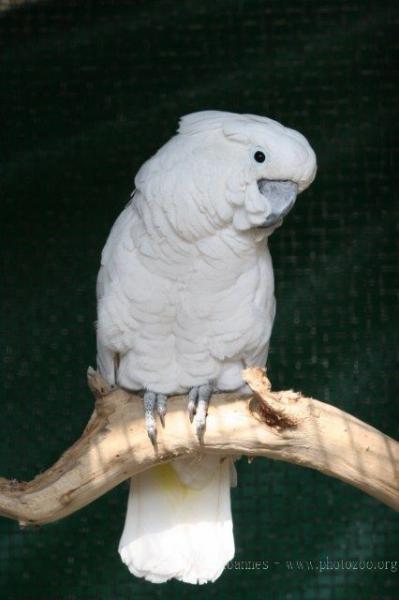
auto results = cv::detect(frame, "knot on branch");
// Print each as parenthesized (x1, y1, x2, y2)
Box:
(244, 367, 299, 429)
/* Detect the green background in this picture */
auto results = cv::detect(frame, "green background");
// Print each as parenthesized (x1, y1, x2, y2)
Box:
(1, 1, 398, 598)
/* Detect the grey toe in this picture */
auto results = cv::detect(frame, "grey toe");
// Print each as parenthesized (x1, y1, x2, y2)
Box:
(188, 387, 199, 423)
(188, 384, 213, 440)
(144, 391, 157, 444)
(143, 391, 169, 443)
(156, 393, 167, 428)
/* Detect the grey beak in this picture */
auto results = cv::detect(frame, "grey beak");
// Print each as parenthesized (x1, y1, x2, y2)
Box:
(257, 179, 298, 228)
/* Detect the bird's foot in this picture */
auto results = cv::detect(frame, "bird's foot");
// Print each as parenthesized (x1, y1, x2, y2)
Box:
(188, 383, 213, 441)
(143, 391, 167, 444)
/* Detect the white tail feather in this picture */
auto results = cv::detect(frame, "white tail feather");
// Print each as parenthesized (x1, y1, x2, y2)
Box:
(118, 459, 235, 584)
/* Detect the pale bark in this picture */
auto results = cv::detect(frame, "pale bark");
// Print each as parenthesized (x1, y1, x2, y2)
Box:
(0, 367, 397, 526)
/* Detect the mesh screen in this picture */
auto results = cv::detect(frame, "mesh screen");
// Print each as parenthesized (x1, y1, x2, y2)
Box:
(1, 1, 398, 598)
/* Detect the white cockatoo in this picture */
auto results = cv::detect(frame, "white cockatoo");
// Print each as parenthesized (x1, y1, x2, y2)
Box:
(96, 111, 316, 584)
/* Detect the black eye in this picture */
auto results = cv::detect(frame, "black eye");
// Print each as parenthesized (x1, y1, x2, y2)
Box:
(254, 151, 266, 163)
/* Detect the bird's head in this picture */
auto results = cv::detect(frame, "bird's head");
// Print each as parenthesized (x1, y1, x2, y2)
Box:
(135, 111, 317, 239)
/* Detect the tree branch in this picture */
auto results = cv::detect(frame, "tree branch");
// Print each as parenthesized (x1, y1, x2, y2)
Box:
(0, 367, 397, 526)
